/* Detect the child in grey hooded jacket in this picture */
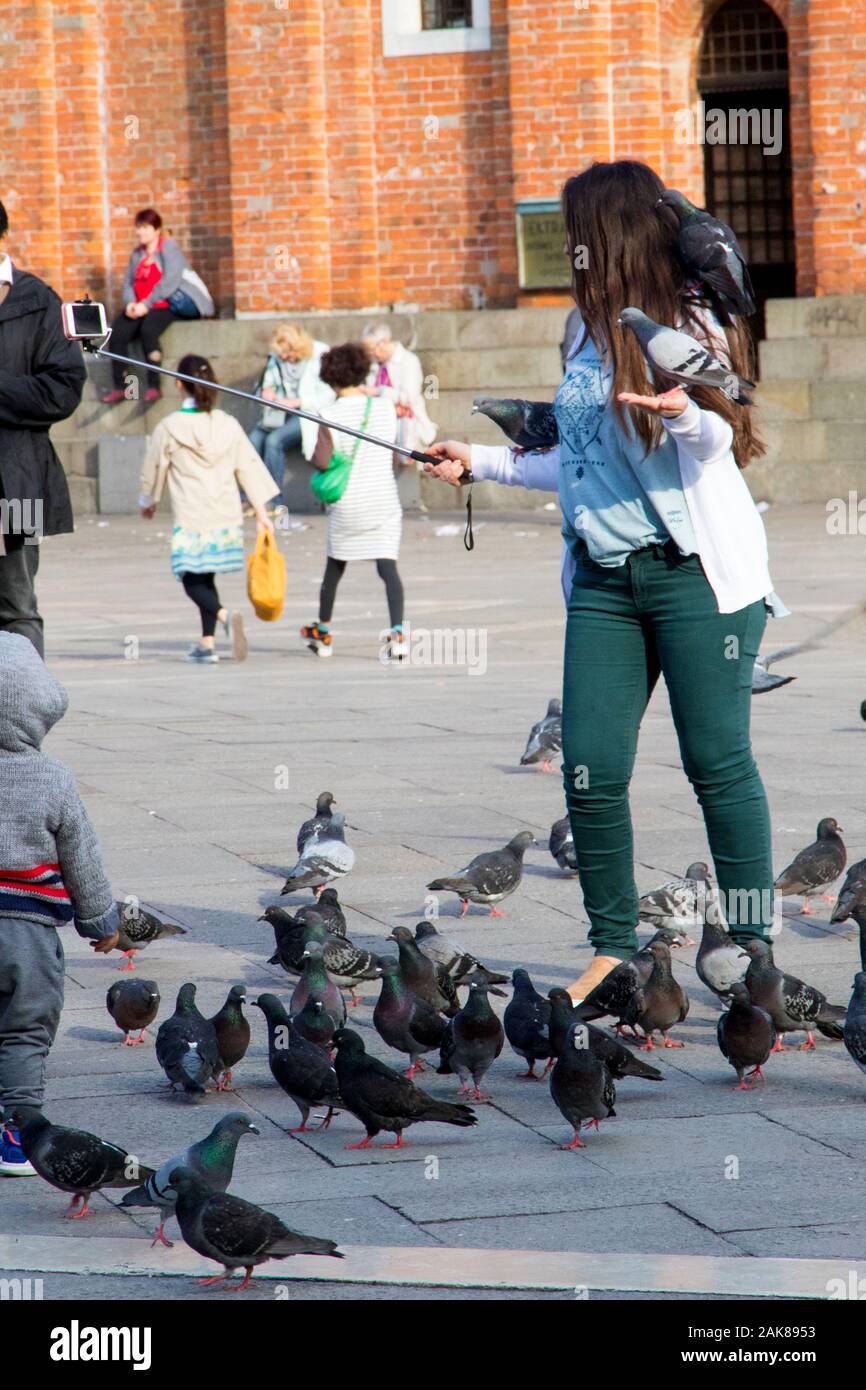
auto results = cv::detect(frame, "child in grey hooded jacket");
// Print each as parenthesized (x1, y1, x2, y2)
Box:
(0, 634, 119, 1170)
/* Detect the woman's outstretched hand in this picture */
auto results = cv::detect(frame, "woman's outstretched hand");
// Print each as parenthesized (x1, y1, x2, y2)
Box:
(422, 439, 471, 488)
(617, 386, 689, 418)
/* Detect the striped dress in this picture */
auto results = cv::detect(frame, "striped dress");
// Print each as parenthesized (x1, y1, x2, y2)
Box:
(325, 396, 401, 561)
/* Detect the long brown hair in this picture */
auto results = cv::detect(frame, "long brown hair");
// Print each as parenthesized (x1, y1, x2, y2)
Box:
(177, 354, 218, 412)
(561, 160, 763, 466)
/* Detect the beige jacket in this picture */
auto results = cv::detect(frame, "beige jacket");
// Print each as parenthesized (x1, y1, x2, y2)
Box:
(141, 407, 278, 530)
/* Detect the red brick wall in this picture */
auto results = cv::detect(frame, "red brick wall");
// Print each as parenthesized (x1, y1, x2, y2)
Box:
(1, 0, 862, 312)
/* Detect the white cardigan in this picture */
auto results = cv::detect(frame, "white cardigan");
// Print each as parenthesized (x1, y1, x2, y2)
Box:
(471, 399, 783, 616)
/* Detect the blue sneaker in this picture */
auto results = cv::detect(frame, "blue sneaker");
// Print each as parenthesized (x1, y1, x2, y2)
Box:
(185, 643, 219, 664)
(0, 1125, 37, 1176)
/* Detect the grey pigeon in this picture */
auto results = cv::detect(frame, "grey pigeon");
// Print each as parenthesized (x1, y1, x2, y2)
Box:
(618, 307, 754, 403)
(751, 651, 797, 693)
(155, 983, 221, 1099)
(657, 188, 755, 318)
(209, 985, 250, 1090)
(638, 860, 712, 945)
(113, 901, 186, 971)
(774, 817, 846, 913)
(332, 1027, 476, 1150)
(13, 1108, 154, 1219)
(549, 815, 579, 874)
(547, 989, 663, 1080)
(520, 699, 562, 772)
(373, 960, 448, 1076)
(120, 1112, 258, 1247)
(503, 968, 554, 1079)
(413, 921, 508, 986)
(427, 829, 537, 917)
(717, 982, 776, 1089)
(280, 813, 354, 897)
(830, 857, 866, 924)
(471, 396, 559, 452)
(255, 993, 341, 1132)
(289, 943, 347, 1032)
(389, 926, 458, 1015)
(437, 980, 505, 1099)
(168, 1166, 342, 1290)
(742, 938, 846, 1049)
(620, 940, 689, 1049)
(550, 1023, 616, 1149)
(695, 885, 749, 1001)
(296, 791, 337, 854)
(106, 978, 160, 1045)
(306, 887, 347, 937)
(263, 908, 380, 1005)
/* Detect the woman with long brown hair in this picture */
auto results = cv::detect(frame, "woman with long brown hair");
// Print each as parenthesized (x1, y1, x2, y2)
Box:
(425, 160, 784, 1003)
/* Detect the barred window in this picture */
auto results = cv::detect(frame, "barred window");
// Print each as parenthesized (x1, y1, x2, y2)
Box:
(422, 0, 473, 29)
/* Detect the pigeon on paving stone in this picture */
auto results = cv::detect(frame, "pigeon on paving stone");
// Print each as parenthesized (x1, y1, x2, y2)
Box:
(289, 943, 347, 1031)
(574, 943, 658, 1032)
(209, 985, 251, 1090)
(280, 813, 354, 898)
(389, 925, 459, 1015)
(830, 858, 866, 924)
(413, 921, 508, 987)
(695, 886, 749, 1001)
(106, 978, 160, 1046)
(620, 940, 690, 1050)
(716, 982, 776, 1090)
(550, 1024, 616, 1149)
(168, 1165, 342, 1290)
(307, 887, 347, 937)
(296, 791, 337, 854)
(742, 938, 846, 1050)
(549, 815, 579, 874)
(155, 983, 221, 1099)
(547, 989, 664, 1080)
(373, 959, 449, 1077)
(427, 830, 536, 917)
(254, 994, 341, 1133)
(292, 995, 339, 1051)
(263, 909, 381, 1005)
(112, 901, 186, 972)
(13, 1109, 154, 1219)
(843, 911, 866, 1078)
(471, 396, 559, 453)
(638, 861, 712, 945)
(436, 980, 505, 1100)
(504, 968, 555, 1079)
(333, 1028, 477, 1150)
(120, 1112, 259, 1248)
(656, 189, 755, 319)
(520, 699, 562, 773)
(618, 307, 754, 404)
(774, 817, 847, 914)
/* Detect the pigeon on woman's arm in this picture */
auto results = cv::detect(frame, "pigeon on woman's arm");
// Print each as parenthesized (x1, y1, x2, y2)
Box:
(471, 397, 559, 452)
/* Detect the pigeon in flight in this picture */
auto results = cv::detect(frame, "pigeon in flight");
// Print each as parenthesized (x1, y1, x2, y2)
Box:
(618, 307, 754, 404)
(657, 189, 755, 319)
(717, 982, 776, 1089)
(471, 397, 559, 452)
(774, 817, 846, 914)
(427, 830, 536, 917)
(520, 699, 562, 772)
(742, 938, 846, 1050)
(280, 813, 355, 897)
(106, 978, 160, 1046)
(549, 816, 579, 874)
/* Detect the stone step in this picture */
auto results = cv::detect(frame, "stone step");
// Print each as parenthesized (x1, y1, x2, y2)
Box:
(759, 336, 866, 379)
(765, 294, 866, 340)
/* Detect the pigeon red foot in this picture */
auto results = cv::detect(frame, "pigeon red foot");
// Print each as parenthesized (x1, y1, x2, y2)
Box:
(118, 951, 136, 972)
(151, 1221, 173, 1248)
(799, 1033, 817, 1051)
(64, 1195, 91, 1220)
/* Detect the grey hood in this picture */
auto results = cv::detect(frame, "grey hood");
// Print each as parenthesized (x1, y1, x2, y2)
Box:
(0, 632, 68, 752)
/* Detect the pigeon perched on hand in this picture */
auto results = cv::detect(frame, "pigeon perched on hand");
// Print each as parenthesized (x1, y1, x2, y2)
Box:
(520, 699, 562, 772)
(373, 960, 448, 1077)
(427, 830, 536, 917)
(413, 921, 508, 987)
(742, 938, 846, 1050)
(550, 1023, 616, 1149)
(774, 817, 846, 914)
(546, 989, 663, 1080)
(254, 994, 341, 1132)
(656, 189, 755, 319)
(437, 980, 505, 1099)
(113, 900, 186, 972)
(209, 985, 250, 1090)
(280, 813, 354, 898)
(155, 983, 221, 1099)
(717, 982, 776, 1090)
(504, 968, 554, 1079)
(106, 978, 160, 1046)
(830, 857, 866, 924)
(120, 1112, 259, 1247)
(168, 1165, 342, 1290)
(618, 307, 754, 404)
(549, 815, 579, 874)
(638, 861, 712, 945)
(333, 1027, 477, 1150)
(470, 396, 559, 452)
(296, 791, 337, 854)
(13, 1109, 154, 1219)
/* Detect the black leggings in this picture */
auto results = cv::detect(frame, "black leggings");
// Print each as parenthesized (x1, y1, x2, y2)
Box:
(319, 557, 404, 628)
(110, 307, 176, 388)
(182, 572, 222, 638)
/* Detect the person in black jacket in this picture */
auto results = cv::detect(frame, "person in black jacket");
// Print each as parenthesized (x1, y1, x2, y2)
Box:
(0, 201, 86, 655)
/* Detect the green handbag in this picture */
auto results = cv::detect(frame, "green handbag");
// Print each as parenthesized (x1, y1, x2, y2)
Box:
(311, 397, 372, 504)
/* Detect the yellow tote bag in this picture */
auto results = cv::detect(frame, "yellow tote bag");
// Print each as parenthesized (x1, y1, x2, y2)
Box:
(246, 529, 286, 622)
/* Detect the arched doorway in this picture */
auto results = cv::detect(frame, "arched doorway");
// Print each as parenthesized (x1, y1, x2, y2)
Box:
(697, 0, 794, 339)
